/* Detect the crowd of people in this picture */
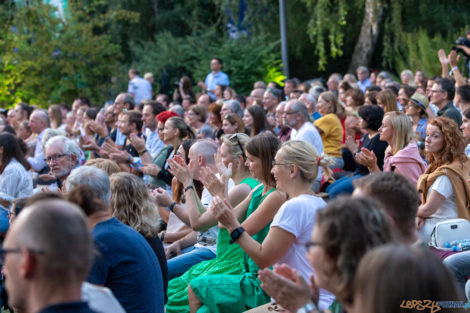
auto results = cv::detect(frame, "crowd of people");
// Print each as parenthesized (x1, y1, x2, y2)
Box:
(0, 42, 470, 313)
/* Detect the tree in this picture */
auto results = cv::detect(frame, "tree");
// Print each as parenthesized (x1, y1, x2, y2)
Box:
(0, 1, 129, 107)
(348, 0, 383, 72)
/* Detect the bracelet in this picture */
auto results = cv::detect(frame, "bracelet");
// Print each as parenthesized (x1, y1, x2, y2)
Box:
(138, 149, 148, 156)
(169, 202, 177, 212)
(184, 185, 194, 193)
(160, 232, 165, 242)
(449, 66, 459, 76)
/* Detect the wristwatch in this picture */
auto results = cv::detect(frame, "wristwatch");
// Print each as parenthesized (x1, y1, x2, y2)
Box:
(229, 226, 245, 244)
(296, 303, 319, 313)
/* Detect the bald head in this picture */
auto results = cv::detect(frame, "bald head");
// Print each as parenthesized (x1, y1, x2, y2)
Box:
(7, 199, 92, 284)
(250, 88, 265, 101)
(190, 140, 218, 165)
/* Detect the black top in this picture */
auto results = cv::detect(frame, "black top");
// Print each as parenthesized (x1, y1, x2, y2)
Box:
(355, 133, 388, 176)
(145, 235, 169, 303)
(437, 102, 462, 127)
(38, 302, 96, 313)
(123, 132, 146, 157)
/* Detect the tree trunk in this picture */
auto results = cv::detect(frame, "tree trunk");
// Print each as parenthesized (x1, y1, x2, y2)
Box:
(348, 0, 383, 73)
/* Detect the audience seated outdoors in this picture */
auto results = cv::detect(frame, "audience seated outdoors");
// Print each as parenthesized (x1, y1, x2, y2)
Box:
(2, 49, 470, 312)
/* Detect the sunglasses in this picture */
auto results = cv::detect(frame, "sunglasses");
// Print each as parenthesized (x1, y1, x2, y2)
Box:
(229, 133, 246, 161)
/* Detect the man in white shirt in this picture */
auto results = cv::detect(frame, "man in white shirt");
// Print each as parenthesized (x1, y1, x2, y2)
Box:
(128, 68, 152, 104)
(284, 100, 324, 190)
(27, 110, 50, 173)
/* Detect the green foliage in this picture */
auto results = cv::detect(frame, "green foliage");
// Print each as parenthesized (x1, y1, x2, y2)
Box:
(128, 29, 282, 96)
(0, 2, 124, 108)
(392, 29, 455, 78)
(381, 0, 469, 76)
(302, 0, 356, 70)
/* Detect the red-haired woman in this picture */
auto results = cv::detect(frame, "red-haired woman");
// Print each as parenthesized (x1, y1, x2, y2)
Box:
(416, 117, 470, 243)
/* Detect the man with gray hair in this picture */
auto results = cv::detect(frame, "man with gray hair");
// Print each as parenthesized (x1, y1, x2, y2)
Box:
(220, 99, 243, 118)
(66, 166, 165, 313)
(263, 88, 280, 128)
(299, 93, 321, 121)
(356, 66, 371, 93)
(284, 100, 324, 190)
(2, 199, 95, 312)
(326, 73, 342, 95)
(43, 135, 81, 189)
(27, 110, 50, 174)
(153, 139, 234, 279)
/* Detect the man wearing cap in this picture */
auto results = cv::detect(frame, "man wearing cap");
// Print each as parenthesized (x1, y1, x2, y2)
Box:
(406, 93, 429, 141)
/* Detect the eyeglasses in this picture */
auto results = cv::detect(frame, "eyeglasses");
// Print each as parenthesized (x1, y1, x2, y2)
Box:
(305, 241, 322, 251)
(283, 111, 298, 115)
(430, 89, 444, 94)
(45, 154, 68, 163)
(229, 133, 246, 161)
(0, 248, 44, 264)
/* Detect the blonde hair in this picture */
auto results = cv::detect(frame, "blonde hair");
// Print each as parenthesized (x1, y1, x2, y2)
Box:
(109, 172, 160, 237)
(220, 133, 249, 160)
(384, 111, 414, 155)
(279, 140, 334, 182)
(85, 158, 121, 176)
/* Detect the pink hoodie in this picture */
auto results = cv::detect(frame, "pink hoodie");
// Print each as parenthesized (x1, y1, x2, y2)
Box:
(383, 141, 427, 186)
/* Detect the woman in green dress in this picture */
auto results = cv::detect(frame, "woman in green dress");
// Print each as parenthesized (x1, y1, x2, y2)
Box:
(186, 133, 287, 313)
(163, 133, 284, 312)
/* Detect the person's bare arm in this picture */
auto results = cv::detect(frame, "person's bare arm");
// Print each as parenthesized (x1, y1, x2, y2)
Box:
(164, 231, 197, 258)
(211, 195, 295, 268)
(438, 49, 450, 79)
(448, 50, 468, 87)
(241, 190, 286, 235)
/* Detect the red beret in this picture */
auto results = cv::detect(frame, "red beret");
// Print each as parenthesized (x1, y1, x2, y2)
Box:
(156, 110, 179, 124)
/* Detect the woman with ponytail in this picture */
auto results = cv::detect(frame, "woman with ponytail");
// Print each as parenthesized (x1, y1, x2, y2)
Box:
(193, 140, 335, 312)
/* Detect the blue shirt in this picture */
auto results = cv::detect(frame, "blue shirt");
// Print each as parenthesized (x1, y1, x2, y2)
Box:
(127, 76, 152, 104)
(144, 128, 165, 159)
(416, 118, 428, 141)
(312, 112, 322, 121)
(89, 218, 164, 313)
(204, 70, 229, 100)
(357, 77, 372, 93)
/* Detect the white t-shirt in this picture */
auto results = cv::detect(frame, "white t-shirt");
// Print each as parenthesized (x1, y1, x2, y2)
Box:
(270, 194, 334, 310)
(430, 175, 458, 219)
(82, 282, 125, 313)
(418, 175, 459, 243)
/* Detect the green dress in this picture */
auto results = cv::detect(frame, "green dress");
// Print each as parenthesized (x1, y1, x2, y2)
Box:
(189, 185, 276, 313)
(165, 177, 261, 313)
